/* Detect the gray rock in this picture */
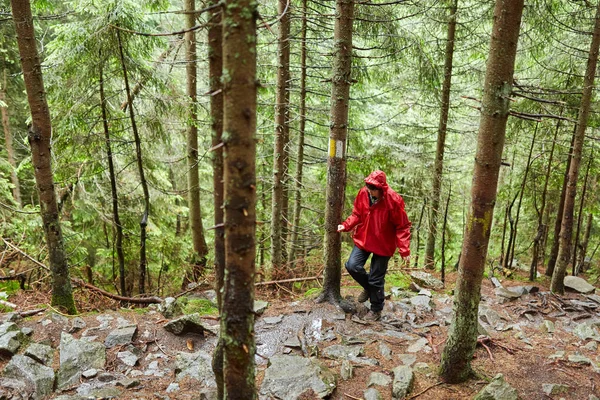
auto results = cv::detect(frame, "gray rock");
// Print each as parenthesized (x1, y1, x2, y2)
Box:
(564, 276, 595, 294)
(57, 332, 106, 390)
(368, 372, 392, 387)
(397, 354, 417, 366)
(2, 312, 22, 323)
(164, 313, 213, 336)
(409, 272, 443, 290)
(379, 342, 392, 360)
(78, 386, 122, 399)
(69, 317, 86, 333)
(0, 323, 24, 356)
(0, 377, 30, 400)
(174, 351, 216, 386)
(21, 327, 34, 336)
(549, 351, 565, 360)
(340, 360, 353, 380)
(263, 315, 284, 324)
(410, 295, 433, 311)
(158, 297, 183, 318)
(254, 300, 269, 315)
(116, 378, 140, 388)
(364, 388, 383, 400)
(260, 355, 336, 399)
(284, 335, 302, 348)
(82, 368, 99, 378)
(473, 373, 518, 400)
(583, 341, 598, 351)
(490, 277, 502, 288)
(568, 354, 592, 365)
(117, 350, 139, 366)
(166, 382, 180, 393)
(51, 312, 69, 325)
(540, 320, 555, 334)
(97, 372, 117, 382)
(323, 344, 379, 366)
(392, 365, 414, 399)
(104, 325, 137, 348)
(407, 338, 430, 353)
(587, 294, 600, 304)
(24, 342, 54, 365)
(413, 362, 431, 374)
(202, 289, 218, 303)
(573, 323, 600, 341)
(542, 383, 569, 396)
(494, 287, 522, 301)
(3, 354, 55, 399)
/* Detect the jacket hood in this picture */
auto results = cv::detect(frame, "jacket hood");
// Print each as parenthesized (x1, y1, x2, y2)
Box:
(364, 170, 389, 191)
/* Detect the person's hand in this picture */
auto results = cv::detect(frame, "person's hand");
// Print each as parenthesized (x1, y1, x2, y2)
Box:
(337, 224, 345, 232)
(402, 254, 411, 264)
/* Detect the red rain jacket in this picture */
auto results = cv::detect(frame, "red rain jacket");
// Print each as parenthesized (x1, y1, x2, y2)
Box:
(341, 170, 411, 257)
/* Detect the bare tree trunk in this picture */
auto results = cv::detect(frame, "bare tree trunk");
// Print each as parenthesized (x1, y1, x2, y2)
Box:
(99, 53, 127, 296)
(551, 2, 600, 294)
(546, 128, 575, 277)
(425, 0, 457, 270)
(502, 192, 518, 270)
(1, 68, 21, 206)
(11, 0, 77, 314)
(576, 212, 593, 274)
(441, 184, 451, 283)
(413, 198, 426, 267)
(116, 29, 150, 295)
(440, 0, 523, 383)
(185, 0, 209, 283)
(571, 153, 592, 275)
(530, 116, 561, 280)
(221, 0, 257, 395)
(317, 0, 354, 305)
(289, 0, 308, 266)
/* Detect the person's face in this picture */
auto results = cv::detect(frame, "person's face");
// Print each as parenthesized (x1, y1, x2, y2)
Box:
(366, 184, 381, 200)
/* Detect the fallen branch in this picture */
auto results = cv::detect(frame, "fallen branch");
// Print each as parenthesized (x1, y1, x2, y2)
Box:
(0, 299, 17, 309)
(1, 238, 50, 271)
(0, 273, 26, 289)
(477, 335, 517, 356)
(407, 381, 444, 399)
(71, 279, 162, 304)
(19, 308, 46, 317)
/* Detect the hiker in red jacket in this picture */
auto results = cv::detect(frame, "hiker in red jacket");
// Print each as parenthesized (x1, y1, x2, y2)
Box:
(337, 170, 411, 321)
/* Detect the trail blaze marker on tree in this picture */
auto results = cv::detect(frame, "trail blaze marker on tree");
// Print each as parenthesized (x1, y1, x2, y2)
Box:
(329, 139, 344, 159)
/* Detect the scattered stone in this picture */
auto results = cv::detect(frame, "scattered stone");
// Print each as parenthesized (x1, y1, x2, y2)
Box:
(166, 383, 180, 393)
(78, 386, 122, 399)
(3, 354, 55, 399)
(322, 344, 378, 365)
(413, 362, 431, 374)
(263, 315, 284, 324)
(283, 335, 302, 348)
(540, 320, 555, 334)
(479, 305, 505, 329)
(95, 314, 114, 330)
(51, 312, 69, 325)
(24, 342, 54, 365)
(254, 300, 269, 315)
(392, 365, 414, 399)
(368, 372, 392, 387)
(583, 341, 598, 352)
(117, 350, 139, 366)
(568, 353, 592, 365)
(158, 297, 183, 318)
(340, 360, 353, 380)
(397, 354, 417, 366)
(564, 276, 595, 294)
(21, 327, 34, 336)
(407, 338, 430, 353)
(586, 294, 600, 304)
(57, 332, 106, 390)
(0, 322, 25, 357)
(490, 277, 502, 288)
(69, 317, 86, 333)
(573, 323, 600, 341)
(542, 383, 570, 396)
(364, 387, 383, 400)
(418, 289, 432, 297)
(494, 287, 522, 302)
(82, 369, 99, 378)
(473, 373, 518, 400)
(379, 342, 392, 360)
(104, 325, 137, 348)
(164, 313, 214, 336)
(549, 351, 565, 360)
(260, 355, 336, 399)
(202, 289, 218, 303)
(409, 271, 443, 290)
(174, 351, 216, 386)
(97, 372, 116, 382)
(410, 295, 433, 311)
(116, 378, 140, 389)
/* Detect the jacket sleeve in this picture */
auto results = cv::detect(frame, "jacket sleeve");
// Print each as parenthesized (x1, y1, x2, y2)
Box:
(341, 191, 362, 231)
(392, 198, 411, 257)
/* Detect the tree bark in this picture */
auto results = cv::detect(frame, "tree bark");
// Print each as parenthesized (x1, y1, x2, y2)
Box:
(10, 0, 77, 314)
(185, 0, 209, 283)
(425, 0, 457, 270)
(288, 0, 308, 266)
(576, 212, 593, 274)
(571, 153, 592, 275)
(116, 29, 150, 295)
(1, 68, 21, 206)
(99, 53, 127, 296)
(221, 0, 257, 395)
(551, 2, 600, 294)
(441, 184, 451, 283)
(439, 0, 523, 383)
(317, 0, 354, 305)
(270, 0, 291, 276)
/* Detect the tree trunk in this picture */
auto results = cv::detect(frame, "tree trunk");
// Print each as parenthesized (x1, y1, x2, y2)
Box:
(185, 0, 209, 283)
(530, 116, 561, 280)
(1, 68, 21, 206)
(288, 0, 308, 266)
(208, 0, 225, 396)
(441, 184, 451, 283)
(502, 192, 518, 270)
(317, 0, 354, 305)
(439, 0, 523, 383)
(116, 29, 150, 295)
(99, 53, 127, 297)
(576, 212, 593, 274)
(413, 198, 426, 267)
(551, 2, 600, 294)
(221, 0, 257, 395)
(425, 0, 457, 270)
(546, 128, 575, 277)
(270, 0, 291, 277)
(571, 153, 592, 275)
(10, 0, 77, 314)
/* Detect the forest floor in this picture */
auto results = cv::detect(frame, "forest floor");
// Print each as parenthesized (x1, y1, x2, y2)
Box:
(1, 266, 599, 400)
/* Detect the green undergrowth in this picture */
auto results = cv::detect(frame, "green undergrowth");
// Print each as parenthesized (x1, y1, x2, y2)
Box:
(0, 281, 21, 296)
(182, 298, 218, 316)
(386, 271, 411, 290)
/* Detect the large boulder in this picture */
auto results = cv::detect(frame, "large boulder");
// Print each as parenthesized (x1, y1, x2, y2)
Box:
(409, 272, 443, 290)
(3, 354, 55, 399)
(260, 355, 336, 399)
(174, 350, 216, 386)
(473, 374, 518, 400)
(564, 276, 596, 294)
(392, 365, 414, 399)
(57, 332, 106, 390)
(0, 322, 25, 357)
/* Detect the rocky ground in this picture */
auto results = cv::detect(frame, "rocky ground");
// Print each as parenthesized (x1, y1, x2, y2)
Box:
(0, 269, 599, 400)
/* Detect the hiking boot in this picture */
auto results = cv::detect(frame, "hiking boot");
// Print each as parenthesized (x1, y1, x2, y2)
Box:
(357, 289, 369, 303)
(363, 310, 381, 322)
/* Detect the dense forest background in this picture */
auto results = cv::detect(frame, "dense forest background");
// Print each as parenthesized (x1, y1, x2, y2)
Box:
(1, 0, 599, 298)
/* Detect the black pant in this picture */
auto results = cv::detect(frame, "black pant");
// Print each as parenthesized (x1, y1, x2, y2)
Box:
(345, 245, 391, 312)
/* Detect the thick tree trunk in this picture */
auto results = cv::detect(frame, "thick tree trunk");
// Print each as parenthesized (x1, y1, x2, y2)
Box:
(11, 0, 77, 314)
(99, 54, 127, 297)
(208, 0, 225, 396)
(546, 129, 575, 277)
(270, 0, 292, 277)
(576, 212, 593, 274)
(117, 29, 150, 295)
(551, 2, 600, 294)
(530, 116, 561, 281)
(571, 153, 592, 275)
(185, 0, 209, 282)
(425, 0, 457, 270)
(288, 0, 308, 266)
(439, 0, 523, 383)
(221, 0, 257, 395)
(1, 68, 21, 206)
(317, 0, 354, 305)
